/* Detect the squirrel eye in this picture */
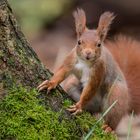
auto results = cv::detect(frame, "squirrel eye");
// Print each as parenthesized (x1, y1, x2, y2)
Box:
(78, 40, 82, 45)
(97, 43, 101, 48)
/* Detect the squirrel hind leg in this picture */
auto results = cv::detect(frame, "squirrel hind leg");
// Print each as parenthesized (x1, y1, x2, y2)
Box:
(104, 82, 129, 130)
(102, 124, 115, 133)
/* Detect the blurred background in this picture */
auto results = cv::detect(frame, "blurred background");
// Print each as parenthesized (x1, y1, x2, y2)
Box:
(9, 1, 140, 139)
(9, 0, 140, 72)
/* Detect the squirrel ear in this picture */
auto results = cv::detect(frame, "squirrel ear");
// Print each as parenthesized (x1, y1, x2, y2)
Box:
(97, 12, 115, 41)
(73, 8, 86, 38)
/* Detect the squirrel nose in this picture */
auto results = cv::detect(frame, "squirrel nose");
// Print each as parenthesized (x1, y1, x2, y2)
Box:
(85, 51, 92, 60)
(86, 51, 91, 56)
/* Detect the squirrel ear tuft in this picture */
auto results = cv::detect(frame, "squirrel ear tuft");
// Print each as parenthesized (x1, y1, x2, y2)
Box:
(73, 8, 86, 38)
(97, 12, 115, 41)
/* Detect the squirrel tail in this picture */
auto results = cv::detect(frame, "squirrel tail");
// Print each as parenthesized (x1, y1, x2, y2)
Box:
(106, 35, 140, 114)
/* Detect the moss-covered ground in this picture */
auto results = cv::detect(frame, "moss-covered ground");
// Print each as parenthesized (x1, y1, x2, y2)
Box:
(0, 85, 117, 140)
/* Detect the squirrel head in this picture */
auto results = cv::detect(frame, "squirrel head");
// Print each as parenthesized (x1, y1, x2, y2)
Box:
(73, 9, 115, 62)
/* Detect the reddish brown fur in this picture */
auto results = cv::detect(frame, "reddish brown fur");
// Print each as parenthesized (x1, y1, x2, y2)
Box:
(79, 60, 105, 107)
(97, 12, 115, 41)
(73, 8, 86, 37)
(104, 82, 129, 129)
(38, 9, 140, 131)
(106, 36, 140, 114)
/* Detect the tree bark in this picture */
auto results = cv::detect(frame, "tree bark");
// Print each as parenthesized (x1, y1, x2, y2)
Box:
(0, 0, 69, 110)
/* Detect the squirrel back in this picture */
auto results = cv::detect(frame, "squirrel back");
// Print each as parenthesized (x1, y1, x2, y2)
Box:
(105, 36, 140, 114)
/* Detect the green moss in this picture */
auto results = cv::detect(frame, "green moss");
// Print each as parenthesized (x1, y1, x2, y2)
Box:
(0, 50, 4, 58)
(0, 85, 116, 140)
(62, 99, 73, 108)
(7, 57, 15, 66)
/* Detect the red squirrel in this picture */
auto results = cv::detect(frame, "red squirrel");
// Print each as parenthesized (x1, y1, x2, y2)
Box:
(38, 9, 140, 132)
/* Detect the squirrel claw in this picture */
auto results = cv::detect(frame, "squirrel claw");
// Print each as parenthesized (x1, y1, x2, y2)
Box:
(37, 80, 49, 91)
(102, 124, 114, 133)
(67, 103, 82, 115)
(37, 80, 56, 92)
(72, 109, 82, 115)
(38, 85, 47, 92)
(37, 80, 48, 88)
(69, 105, 77, 108)
(67, 107, 76, 112)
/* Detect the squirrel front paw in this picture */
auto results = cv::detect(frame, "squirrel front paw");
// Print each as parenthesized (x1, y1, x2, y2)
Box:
(67, 102, 83, 115)
(37, 80, 57, 92)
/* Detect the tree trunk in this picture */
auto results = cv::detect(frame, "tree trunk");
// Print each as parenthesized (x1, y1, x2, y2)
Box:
(0, 1, 116, 140)
(0, 0, 75, 138)
(0, 0, 68, 109)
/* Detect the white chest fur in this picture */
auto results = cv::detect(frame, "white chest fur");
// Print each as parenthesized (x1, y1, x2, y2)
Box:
(74, 59, 91, 86)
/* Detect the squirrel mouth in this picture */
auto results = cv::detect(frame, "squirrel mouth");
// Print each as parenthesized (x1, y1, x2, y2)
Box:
(86, 56, 90, 60)
(85, 56, 96, 61)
